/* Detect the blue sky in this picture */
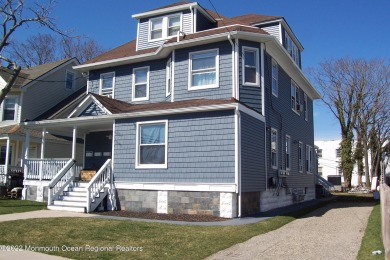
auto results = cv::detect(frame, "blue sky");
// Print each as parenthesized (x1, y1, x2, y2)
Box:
(14, 0, 390, 141)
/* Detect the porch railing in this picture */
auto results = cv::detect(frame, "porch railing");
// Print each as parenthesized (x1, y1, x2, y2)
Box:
(315, 173, 334, 196)
(0, 165, 24, 184)
(47, 159, 76, 205)
(86, 159, 112, 213)
(24, 159, 69, 180)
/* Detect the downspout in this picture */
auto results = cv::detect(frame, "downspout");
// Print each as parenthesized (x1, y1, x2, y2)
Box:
(171, 50, 175, 102)
(235, 38, 239, 100)
(261, 42, 268, 191)
(235, 106, 242, 217)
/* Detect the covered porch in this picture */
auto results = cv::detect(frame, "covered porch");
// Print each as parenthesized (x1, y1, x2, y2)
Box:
(22, 116, 116, 212)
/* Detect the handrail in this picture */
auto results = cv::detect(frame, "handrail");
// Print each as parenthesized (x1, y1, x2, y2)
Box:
(47, 159, 76, 205)
(314, 173, 334, 191)
(86, 159, 112, 213)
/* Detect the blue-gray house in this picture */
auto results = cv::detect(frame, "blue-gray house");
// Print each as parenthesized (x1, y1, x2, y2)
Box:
(21, 2, 322, 218)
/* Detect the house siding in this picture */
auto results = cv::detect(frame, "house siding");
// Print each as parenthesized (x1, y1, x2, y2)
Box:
(196, 11, 215, 32)
(264, 52, 315, 189)
(238, 40, 262, 114)
(258, 23, 281, 43)
(174, 41, 232, 101)
(137, 10, 192, 51)
(88, 58, 167, 104)
(21, 62, 85, 121)
(113, 110, 235, 183)
(240, 112, 266, 192)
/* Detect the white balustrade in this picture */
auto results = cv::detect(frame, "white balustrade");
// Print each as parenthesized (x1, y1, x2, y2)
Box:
(24, 159, 69, 180)
(47, 159, 76, 205)
(86, 159, 112, 213)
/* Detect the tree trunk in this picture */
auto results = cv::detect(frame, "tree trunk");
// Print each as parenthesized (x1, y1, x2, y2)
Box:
(0, 66, 21, 105)
(363, 135, 371, 188)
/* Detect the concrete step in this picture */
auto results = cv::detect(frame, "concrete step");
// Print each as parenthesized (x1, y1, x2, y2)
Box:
(61, 195, 86, 202)
(63, 191, 86, 197)
(48, 205, 86, 213)
(71, 182, 89, 188)
(68, 187, 86, 192)
(53, 200, 86, 207)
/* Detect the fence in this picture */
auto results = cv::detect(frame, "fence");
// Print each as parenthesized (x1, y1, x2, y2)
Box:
(380, 183, 390, 260)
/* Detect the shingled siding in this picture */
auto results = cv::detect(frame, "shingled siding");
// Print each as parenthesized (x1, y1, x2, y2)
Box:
(264, 52, 315, 189)
(174, 41, 233, 101)
(113, 110, 235, 183)
(88, 58, 168, 104)
(137, 10, 192, 51)
(240, 112, 266, 192)
(238, 40, 263, 114)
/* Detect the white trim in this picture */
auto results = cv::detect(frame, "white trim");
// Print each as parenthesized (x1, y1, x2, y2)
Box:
(298, 141, 303, 173)
(237, 104, 265, 122)
(132, 66, 150, 102)
(193, 7, 197, 33)
(261, 43, 265, 115)
(0, 95, 18, 123)
(231, 38, 236, 98)
(171, 50, 175, 102)
(241, 46, 260, 87)
(285, 135, 291, 171)
(112, 121, 116, 173)
(99, 71, 115, 97)
(135, 120, 168, 169)
(306, 144, 313, 174)
(188, 48, 219, 90)
(235, 38, 239, 100)
(68, 94, 112, 118)
(114, 182, 236, 192)
(166, 58, 172, 97)
(304, 93, 308, 121)
(234, 109, 239, 193)
(291, 79, 300, 115)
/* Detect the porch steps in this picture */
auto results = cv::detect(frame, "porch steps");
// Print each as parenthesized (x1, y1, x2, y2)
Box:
(47, 182, 89, 213)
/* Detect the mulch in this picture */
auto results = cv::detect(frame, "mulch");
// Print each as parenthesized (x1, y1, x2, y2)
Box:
(95, 210, 228, 222)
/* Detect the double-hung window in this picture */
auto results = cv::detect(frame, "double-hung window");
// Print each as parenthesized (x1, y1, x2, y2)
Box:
(242, 47, 259, 86)
(306, 145, 313, 173)
(149, 14, 181, 41)
(272, 59, 278, 96)
(136, 121, 168, 168)
(2, 97, 16, 121)
(65, 70, 75, 90)
(189, 49, 219, 90)
(271, 128, 278, 169)
(285, 135, 291, 170)
(291, 80, 300, 113)
(100, 72, 115, 97)
(298, 142, 303, 173)
(132, 67, 149, 101)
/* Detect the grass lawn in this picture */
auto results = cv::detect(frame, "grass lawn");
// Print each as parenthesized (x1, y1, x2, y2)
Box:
(0, 198, 46, 215)
(357, 203, 385, 260)
(0, 194, 378, 260)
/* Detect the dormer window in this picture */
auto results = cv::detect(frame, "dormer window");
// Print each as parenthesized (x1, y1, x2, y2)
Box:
(149, 14, 181, 41)
(1, 97, 17, 121)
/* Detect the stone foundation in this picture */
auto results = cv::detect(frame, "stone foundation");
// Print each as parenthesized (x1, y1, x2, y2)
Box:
(24, 185, 48, 202)
(116, 190, 239, 218)
(260, 187, 315, 212)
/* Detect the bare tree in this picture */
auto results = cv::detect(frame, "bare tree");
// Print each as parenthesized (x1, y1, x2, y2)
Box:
(60, 36, 104, 63)
(9, 34, 57, 67)
(0, 0, 66, 105)
(310, 58, 390, 188)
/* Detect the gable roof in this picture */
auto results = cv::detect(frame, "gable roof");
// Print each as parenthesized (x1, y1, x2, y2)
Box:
(0, 58, 78, 89)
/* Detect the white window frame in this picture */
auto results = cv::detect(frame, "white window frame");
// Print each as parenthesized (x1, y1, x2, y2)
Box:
(242, 46, 259, 86)
(166, 58, 172, 97)
(149, 14, 182, 42)
(306, 144, 313, 173)
(272, 59, 278, 97)
(304, 93, 308, 121)
(298, 141, 303, 173)
(271, 128, 278, 169)
(132, 66, 150, 102)
(65, 70, 75, 90)
(135, 120, 168, 169)
(285, 135, 291, 171)
(188, 49, 219, 90)
(99, 72, 115, 97)
(291, 80, 300, 114)
(0, 96, 18, 122)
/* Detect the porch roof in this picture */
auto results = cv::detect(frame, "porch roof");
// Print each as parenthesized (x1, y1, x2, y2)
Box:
(0, 124, 70, 143)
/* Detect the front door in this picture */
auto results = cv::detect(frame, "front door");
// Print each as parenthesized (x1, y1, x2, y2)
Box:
(84, 131, 112, 170)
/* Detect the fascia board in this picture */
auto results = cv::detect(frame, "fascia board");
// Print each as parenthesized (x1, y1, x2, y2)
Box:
(132, 3, 198, 19)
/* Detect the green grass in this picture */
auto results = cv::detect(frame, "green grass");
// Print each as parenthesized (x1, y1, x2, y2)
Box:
(0, 198, 46, 215)
(357, 203, 385, 260)
(0, 201, 329, 260)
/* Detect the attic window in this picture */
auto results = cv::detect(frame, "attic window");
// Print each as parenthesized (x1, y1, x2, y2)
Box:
(149, 14, 182, 41)
(65, 70, 75, 90)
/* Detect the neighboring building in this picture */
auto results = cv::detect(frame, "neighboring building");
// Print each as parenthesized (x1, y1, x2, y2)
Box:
(0, 58, 86, 189)
(316, 140, 366, 187)
(22, 2, 321, 217)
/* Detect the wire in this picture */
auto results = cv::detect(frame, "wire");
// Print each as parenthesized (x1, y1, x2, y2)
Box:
(0, 68, 86, 84)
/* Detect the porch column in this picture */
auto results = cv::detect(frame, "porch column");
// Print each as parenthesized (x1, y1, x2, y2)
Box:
(4, 137, 10, 182)
(22, 129, 30, 200)
(39, 128, 46, 181)
(72, 126, 77, 160)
